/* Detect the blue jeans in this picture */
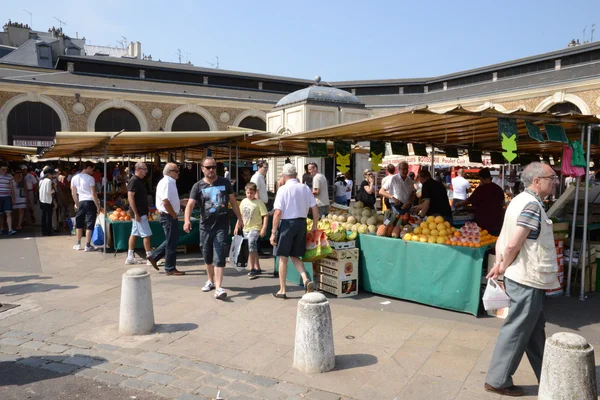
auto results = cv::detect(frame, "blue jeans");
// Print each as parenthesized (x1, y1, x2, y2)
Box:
(151, 213, 179, 271)
(334, 195, 347, 205)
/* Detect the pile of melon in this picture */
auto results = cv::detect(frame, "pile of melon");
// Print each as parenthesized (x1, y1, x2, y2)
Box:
(325, 201, 384, 235)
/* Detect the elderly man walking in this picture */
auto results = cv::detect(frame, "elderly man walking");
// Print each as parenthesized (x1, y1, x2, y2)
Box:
(184, 157, 244, 300)
(484, 162, 560, 397)
(148, 163, 184, 276)
(270, 164, 318, 299)
(125, 162, 153, 265)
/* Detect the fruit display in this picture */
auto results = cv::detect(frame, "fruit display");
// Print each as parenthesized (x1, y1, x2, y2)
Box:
(401, 215, 455, 245)
(108, 208, 131, 221)
(449, 222, 497, 247)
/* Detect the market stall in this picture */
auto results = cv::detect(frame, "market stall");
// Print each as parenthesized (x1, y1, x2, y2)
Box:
(106, 218, 200, 252)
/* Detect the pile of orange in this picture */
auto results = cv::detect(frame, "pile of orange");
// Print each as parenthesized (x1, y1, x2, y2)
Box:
(108, 208, 132, 221)
(447, 222, 497, 248)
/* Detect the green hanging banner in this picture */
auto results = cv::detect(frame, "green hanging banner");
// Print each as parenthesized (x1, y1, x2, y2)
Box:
(501, 133, 518, 163)
(307, 142, 328, 158)
(490, 152, 504, 165)
(390, 142, 409, 156)
(525, 121, 545, 142)
(412, 143, 428, 157)
(498, 118, 518, 141)
(370, 141, 385, 171)
(334, 141, 351, 173)
(545, 124, 569, 143)
(444, 148, 459, 158)
(468, 149, 482, 163)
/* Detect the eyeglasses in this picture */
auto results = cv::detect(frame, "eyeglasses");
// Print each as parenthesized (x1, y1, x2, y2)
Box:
(203, 165, 217, 170)
(539, 175, 559, 181)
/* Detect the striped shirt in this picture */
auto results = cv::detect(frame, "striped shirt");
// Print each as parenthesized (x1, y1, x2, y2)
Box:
(0, 173, 13, 197)
(517, 189, 543, 239)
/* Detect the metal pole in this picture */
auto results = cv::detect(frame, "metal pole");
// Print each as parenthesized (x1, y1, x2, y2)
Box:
(430, 144, 435, 176)
(580, 125, 592, 301)
(235, 142, 239, 193)
(103, 143, 108, 255)
(229, 140, 232, 181)
(501, 164, 505, 191)
(567, 125, 586, 297)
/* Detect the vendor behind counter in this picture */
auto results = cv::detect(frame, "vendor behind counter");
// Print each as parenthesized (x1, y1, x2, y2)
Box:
(453, 168, 505, 236)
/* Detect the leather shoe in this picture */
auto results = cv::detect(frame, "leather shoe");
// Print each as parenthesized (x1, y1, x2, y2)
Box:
(484, 383, 524, 397)
(166, 269, 185, 276)
(146, 255, 159, 271)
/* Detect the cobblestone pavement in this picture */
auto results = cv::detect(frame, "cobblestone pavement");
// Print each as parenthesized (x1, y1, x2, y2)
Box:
(0, 231, 599, 399)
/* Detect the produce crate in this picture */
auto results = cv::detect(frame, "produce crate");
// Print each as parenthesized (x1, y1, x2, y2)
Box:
(315, 274, 358, 298)
(316, 258, 359, 280)
(329, 247, 359, 261)
(329, 241, 356, 249)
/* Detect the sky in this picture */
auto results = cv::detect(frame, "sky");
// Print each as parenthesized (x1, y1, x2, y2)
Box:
(3, 0, 599, 81)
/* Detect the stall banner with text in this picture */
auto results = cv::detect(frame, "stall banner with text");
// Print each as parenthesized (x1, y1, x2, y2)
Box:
(370, 141, 385, 171)
(334, 141, 351, 173)
(308, 142, 328, 158)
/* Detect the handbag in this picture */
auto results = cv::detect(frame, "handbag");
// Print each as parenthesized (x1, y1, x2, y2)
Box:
(228, 233, 248, 272)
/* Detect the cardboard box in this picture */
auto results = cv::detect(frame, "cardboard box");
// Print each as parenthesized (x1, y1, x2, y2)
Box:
(315, 274, 358, 298)
(328, 247, 359, 261)
(316, 258, 359, 280)
(330, 241, 356, 250)
(555, 240, 564, 255)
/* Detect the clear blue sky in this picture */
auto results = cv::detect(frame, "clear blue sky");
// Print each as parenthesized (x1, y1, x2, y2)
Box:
(3, 0, 599, 81)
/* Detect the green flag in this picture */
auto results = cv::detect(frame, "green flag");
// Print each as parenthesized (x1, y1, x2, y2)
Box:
(308, 142, 328, 158)
(498, 118, 518, 141)
(525, 121, 545, 142)
(390, 142, 409, 155)
(370, 141, 385, 171)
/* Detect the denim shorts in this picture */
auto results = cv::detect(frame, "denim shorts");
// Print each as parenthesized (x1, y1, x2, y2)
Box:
(0, 196, 12, 214)
(243, 230, 260, 253)
(131, 215, 152, 238)
(200, 227, 228, 267)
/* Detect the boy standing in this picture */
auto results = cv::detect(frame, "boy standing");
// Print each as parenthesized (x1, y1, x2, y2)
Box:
(235, 183, 268, 279)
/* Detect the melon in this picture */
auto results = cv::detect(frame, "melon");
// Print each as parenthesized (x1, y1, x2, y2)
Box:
(360, 216, 369, 225)
(351, 224, 359, 232)
(362, 208, 372, 217)
(327, 213, 333, 220)
(366, 216, 377, 226)
(338, 215, 347, 223)
(358, 224, 368, 234)
(368, 224, 377, 233)
(376, 214, 385, 223)
(347, 216, 357, 224)
(354, 201, 364, 209)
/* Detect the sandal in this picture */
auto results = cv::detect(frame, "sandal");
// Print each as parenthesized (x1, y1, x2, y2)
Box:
(272, 293, 287, 299)
(305, 281, 314, 293)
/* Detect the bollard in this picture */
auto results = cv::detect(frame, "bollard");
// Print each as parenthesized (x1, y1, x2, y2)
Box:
(293, 292, 335, 373)
(539, 332, 597, 400)
(119, 268, 155, 335)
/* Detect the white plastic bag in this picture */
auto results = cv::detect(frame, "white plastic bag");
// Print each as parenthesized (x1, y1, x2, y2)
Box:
(228, 234, 247, 272)
(482, 279, 511, 311)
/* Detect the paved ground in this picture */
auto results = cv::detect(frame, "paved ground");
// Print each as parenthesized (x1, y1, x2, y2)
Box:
(0, 226, 599, 399)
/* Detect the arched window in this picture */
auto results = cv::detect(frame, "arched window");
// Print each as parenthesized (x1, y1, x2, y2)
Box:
(95, 108, 141, 131)
(7, 101, 61, 145)
(238, 116, 266, 131)
(171, 112, 210, 131)
(548, 102, 582, 114)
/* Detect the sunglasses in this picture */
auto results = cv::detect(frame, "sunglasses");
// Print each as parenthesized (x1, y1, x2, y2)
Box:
(203, 165, 217, 170)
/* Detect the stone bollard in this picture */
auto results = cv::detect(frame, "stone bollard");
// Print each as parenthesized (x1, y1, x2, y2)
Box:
(539, 332, 597, 400)
(119, 268, 155, 335)
(293, 292, 335, 373)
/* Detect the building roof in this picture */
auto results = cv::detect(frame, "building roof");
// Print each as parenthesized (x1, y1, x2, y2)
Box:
(0, 39, 51, 68)
(274, 85, 364, 108)
(84, 44, 128, 57)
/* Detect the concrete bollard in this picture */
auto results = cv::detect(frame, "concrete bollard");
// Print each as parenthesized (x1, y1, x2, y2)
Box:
(293, 292, 335, 373)
(539, 332, 597, 400)
(119, 268, 155, 335)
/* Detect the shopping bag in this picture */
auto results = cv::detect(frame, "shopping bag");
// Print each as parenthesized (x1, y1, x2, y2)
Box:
(228, 233, 248, 272)
(570, 140, 587, 167)
(301, 229, 333, 262)
(66, 218, 73, 235)
(561, 145, 585, 177)
(482, 279, 511, 311)
(91, 213, 105, 246)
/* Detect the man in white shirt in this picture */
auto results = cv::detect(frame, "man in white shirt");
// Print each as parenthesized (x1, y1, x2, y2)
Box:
(379, 162, 415, 214)
(308, 163, 329, 217)
(147, 163, 183, 275)
(270, 164, 318, 298)
(451, 168, 471, 203)
(71, 161, 100, 251)
(224, 167, 230, 181)
(39, 167, 55, 236)
(250, 161, 269, 204)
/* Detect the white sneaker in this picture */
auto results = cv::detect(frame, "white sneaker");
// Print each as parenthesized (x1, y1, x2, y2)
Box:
(202, 281, 215, 292)
(214, 288, 227, 300)
(146, 260, 153, 266)
(125, 258, 137, 265)
(84, 244, 94, 252)
(73, 244, 81, 251)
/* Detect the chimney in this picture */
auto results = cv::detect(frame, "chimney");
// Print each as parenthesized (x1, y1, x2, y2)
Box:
(134, 41, 141, 59)
(147, 54, 152, 61)
(127, 41, 134, 57)
(76, 32, 78, 39)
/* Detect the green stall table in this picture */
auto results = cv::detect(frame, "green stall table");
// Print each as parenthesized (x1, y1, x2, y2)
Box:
(106, 218, 200, 252)
(357, 234, 487, 316)
(273, 257, 314, 286)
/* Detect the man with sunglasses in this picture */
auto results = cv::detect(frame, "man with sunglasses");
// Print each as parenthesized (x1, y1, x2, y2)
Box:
(184, 157, 243, 300)
(148, 163, 184, 275)
(485, 162, 560, 397)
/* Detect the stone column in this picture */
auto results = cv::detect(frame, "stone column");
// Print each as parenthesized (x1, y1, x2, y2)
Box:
(119, 268, 155, 335)
(293, 292, 335, 373)
(539, 332, 597, 400)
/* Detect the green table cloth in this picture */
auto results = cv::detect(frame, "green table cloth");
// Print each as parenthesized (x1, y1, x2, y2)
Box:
(358, 234, 487, 315)
(106, 218, 200, 251)
(274, 257, 314, 286)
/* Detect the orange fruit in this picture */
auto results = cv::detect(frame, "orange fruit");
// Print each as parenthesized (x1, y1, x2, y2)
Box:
(445, 240, 451, 245)
(475, 243, 481, 248)
(454, 232, 461, 237)
(481, 230, 488, 236)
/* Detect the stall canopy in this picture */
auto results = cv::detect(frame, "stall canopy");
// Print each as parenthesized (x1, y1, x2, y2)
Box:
(0, 144, 38, 161)
(253, 105, 600, 156)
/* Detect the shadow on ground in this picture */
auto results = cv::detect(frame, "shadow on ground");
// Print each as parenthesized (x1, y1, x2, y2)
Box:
(154, 323, 198, 333)
(545, 293, 600, 332)
(333, 354, 378, 371)
(0, 275, 51, 283)
(0, 282, 78, 297)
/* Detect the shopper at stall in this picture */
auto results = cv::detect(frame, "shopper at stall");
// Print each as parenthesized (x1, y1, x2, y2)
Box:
(39, 167, 55, 237)
(356, 169, 377, 209)
(56, 169, 74, 233)
(71, 162, 101, 251)
(412, 170, 452, 222)
(453, 168, 505, 236)
(379, 161, 415, 214)
(224, 167, 230, 181)
(125, 162, 154, 266)
(302, 164, 312, 189)
(11, 170, 27, 231)
(22, 165, 37, 224)
(333, 173, 348, 205)
(451, 168, 470, 204)
(308, 163, 329, 217)
(484, 162, 559, 397)
(184, 157, 244, 299)
(270, 163, 318, 298)
(250, 160, 269, 204)
(344, 172, 353, 206)
(149, 163, 184, 275)
(235, 182, 268, 279)
(0, 162, 16, 235)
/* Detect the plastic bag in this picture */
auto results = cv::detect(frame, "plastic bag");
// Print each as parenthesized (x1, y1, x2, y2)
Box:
(570, 140, 587, 168)
(482, 279, 511, 311)
(91, 213, 105, 246)
(302, 229, 333, 262)
(561, 145, 585, 177)
(228, 233, 248, 272)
